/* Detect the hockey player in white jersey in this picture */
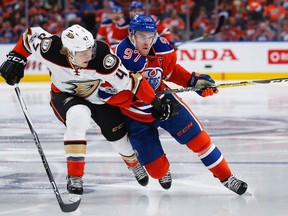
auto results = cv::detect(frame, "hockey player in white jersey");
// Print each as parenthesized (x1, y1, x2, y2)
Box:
(0, 24, 179, 198)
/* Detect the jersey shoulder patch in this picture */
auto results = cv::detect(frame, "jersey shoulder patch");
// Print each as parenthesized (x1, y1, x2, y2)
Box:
(103, 54, 117, 69)
(89, 40, 120, 74)
(40, 35, 69, 67)
(40, 38, 52, 53)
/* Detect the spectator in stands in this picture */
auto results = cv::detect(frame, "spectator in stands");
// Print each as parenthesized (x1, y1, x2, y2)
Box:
(215, 0, 237, 17)
(282, 0, 288, 12)
(110, 6, 130, 48)
(217, 16, 243, 41)
(177, 0, 195, 23)
(95, 0, 111, 24)
(79, 0, 99, 35)
(158, 0, 175, 20)
(45, 6, 64, 35)
(263, 0, 286, 22)
(280, 18, 288, 41)
(62, 1, 81, 26)
(163, 8, 185, 40)
(129, 1, 174, 46)
(0, 0, 19, 18)
(13, 12, 26, 39)
(28, 0, 48, 20)
(42, 0, 63, 11)
(96, 5, 129, 48)
(203, 15, 219, 41)
(252, 20, 275, 40)
(0, 19, 17, 43)
(245, 0, 266, 21)
(0, 0, 287, 43)
(243, 17, 257, 40)
(192, 6, 211, 38)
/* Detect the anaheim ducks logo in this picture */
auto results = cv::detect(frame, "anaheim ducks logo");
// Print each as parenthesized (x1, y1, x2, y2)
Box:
(64, 79, 101, 97)
(66, 32, 74, 39)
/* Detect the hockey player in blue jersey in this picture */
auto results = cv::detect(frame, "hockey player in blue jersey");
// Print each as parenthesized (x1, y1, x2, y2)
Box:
(114, 14, 248, 195)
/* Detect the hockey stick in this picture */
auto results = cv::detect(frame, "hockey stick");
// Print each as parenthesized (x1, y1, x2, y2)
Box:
(175, 15, 225, 47)
(14, 84, 81, 213)
(158, 77, 288, 94)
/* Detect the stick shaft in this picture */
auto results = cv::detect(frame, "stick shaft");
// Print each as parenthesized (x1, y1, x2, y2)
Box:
(158, 77, 288, 94)
(14, 85, 81, 212)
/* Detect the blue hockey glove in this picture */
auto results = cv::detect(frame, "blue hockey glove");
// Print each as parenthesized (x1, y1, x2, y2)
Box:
(188, 72, 219, 97)
(151, 97, 179, 121)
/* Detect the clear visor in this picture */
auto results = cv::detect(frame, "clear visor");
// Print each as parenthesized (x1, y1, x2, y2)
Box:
(135, 32, 156, 45)
(69, 45, 96, 65)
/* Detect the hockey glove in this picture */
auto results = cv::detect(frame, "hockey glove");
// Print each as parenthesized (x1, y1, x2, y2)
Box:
(188, 72, 219, 97)
(0, 51, 27, 85)
(151, 97, 179, 121)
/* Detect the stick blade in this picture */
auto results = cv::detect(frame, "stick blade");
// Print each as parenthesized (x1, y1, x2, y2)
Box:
(252, 77, 288, 84)
(59, 199, 81, 213)
(212, 15, 225, 35)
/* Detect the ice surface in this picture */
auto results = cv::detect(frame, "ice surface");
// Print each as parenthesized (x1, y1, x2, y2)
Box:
(0, 82, 288, 216)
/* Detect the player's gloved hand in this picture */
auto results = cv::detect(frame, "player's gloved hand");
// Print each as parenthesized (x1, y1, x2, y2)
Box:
(188, 72, 219, 97)
(0, 51, 27, 85)
(151, 97, 179, 121)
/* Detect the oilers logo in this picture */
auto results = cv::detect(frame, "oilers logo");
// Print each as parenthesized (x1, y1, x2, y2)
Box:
(142, 67, 163, 90)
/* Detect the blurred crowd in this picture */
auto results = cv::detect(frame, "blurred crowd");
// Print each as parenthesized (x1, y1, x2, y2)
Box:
(0, 0, 287, 43)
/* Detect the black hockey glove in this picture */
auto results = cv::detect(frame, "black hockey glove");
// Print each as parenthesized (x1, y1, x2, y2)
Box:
(151, 97, 179, 121)
(0, 51, 27, 85)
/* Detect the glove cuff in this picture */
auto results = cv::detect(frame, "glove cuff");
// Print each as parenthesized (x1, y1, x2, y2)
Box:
(151, 97, 162, 112)
(7, 51, 28, 66)
(188, 71, 198, 87)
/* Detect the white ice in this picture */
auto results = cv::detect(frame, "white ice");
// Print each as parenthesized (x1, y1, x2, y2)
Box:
(0, 82, 288, 216)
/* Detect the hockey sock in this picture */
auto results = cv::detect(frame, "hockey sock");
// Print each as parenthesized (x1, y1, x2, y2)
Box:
(65, 140, 87, 177)
(199, 144, 231, 181)
(145, 154, 170, 179)
(67, 157, 85, 177)
(121, 153, 139, 167)
(186, 131, 231, 181)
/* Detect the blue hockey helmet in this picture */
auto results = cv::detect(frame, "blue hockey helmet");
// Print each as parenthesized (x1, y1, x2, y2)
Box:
(111, 5, 123, 13)
(129, 14, 157, 34)
(129, 1, 144, 10)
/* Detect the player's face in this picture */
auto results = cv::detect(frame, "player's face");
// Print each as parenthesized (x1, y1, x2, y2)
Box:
(111, 12, 123, 22)
(74, 48, 93, 68)
(129, 8, 144, 19)
(134, 31, 155, 56)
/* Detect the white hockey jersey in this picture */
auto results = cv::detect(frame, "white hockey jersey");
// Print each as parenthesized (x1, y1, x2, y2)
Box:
(16, 27, 155, 106)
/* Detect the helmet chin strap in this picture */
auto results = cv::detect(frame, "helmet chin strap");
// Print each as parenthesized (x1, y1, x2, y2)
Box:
(67, 50, 83, 70)
(68, 50, 77, 65)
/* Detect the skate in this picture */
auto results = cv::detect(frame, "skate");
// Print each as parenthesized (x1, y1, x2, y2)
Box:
(159, 170, 172, 189)
(222, 175, 248, 195)
(67, 176, 83, 195)
(67, 176, 83, 202)
(129, 162, 149, 186)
